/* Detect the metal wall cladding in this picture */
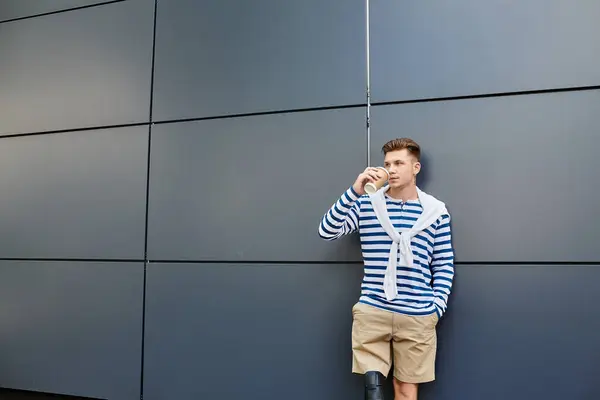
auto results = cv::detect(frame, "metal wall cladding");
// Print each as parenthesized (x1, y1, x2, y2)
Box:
(147, 108, 366, 262)
(142, 262, 365, 400)
(370, 90, 600, 262)
(0, 261, 144, 400)
(0, 126, 148, 260)
(0, 0, 154, 135)
(370, 0, 600, 102)
(151, 0, 366, 121)
(419, 264, 600, 400)
(142, 263, 600, 400)
(2, 0, 600, 398)
(0, 0, 114, 22)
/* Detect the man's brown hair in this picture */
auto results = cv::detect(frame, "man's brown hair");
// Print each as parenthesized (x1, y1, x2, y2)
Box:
(381, 138, 421, 161)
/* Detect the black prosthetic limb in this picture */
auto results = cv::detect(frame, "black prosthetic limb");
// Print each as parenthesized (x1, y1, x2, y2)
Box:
(364, 371, 385, 400)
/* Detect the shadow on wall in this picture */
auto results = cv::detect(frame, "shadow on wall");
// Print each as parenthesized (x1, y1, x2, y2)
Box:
(417, 152, 432, 190)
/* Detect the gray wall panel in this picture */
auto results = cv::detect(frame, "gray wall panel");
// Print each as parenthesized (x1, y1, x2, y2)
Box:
(0, 0, 114, 22)
(152, 0, 365, 121)
(0, 260, 144, 400)
(147, 108, 365, 262)
(1, 0, 598, 397)
(0, 126, 148, 259)
(370, 0, 600, 102)
(370, 90, 600, 262)
(143, 262, 365, 400)
(143, 262, 600, 400)
(420, 264, 600, 400)
(0, 0, 154, 135)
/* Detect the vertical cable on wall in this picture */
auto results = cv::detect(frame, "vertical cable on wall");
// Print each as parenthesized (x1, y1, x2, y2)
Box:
(365, 0, 372, 166)
(140, 0, 159, 398)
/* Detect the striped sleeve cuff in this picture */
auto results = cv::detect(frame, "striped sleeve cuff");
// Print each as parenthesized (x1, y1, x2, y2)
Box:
(345, 186, 361, 202)
(434, 296, 447, 317)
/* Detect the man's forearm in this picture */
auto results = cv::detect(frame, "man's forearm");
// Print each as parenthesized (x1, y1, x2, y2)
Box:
(318, 186, 361, 240)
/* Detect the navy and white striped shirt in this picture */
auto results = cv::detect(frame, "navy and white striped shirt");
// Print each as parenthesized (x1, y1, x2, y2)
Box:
(319, 186, 455, 317)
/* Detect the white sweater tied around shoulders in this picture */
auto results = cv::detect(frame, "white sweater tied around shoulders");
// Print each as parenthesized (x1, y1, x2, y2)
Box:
(368, 185, 447, 301)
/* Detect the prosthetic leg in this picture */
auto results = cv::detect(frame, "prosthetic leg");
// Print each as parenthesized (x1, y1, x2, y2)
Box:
(364, 371, 385, 400)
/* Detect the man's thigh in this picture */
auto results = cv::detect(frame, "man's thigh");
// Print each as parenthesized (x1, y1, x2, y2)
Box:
(351, 302, 394, 377)
(391, 311, 438, 383)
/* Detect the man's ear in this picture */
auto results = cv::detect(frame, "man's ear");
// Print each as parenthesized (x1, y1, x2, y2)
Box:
(413, 161, 421, 175)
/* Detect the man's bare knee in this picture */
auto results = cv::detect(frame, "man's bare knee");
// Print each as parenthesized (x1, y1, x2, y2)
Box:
(392, 378, 418, 400)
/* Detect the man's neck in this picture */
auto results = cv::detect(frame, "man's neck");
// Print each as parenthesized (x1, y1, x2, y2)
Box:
(387, 184, 418, 202)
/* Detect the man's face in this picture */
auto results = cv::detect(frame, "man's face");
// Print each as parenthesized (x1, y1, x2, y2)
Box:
(383, 149, 420, 189)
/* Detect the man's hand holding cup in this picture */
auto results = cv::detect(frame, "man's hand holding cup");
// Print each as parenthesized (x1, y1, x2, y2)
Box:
(352, 167, 389, 196)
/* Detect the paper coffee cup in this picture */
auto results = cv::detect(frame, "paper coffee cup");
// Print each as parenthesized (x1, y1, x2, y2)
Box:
(364, 167, 389, 194)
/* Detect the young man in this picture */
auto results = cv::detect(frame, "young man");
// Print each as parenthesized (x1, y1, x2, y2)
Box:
(318, 138, 455, 400)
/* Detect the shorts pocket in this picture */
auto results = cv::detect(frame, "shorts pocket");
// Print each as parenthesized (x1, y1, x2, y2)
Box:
(431, 311, 439, 326)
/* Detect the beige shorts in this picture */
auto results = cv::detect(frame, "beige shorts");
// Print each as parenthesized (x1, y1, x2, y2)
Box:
(351, 301, 439, 383)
